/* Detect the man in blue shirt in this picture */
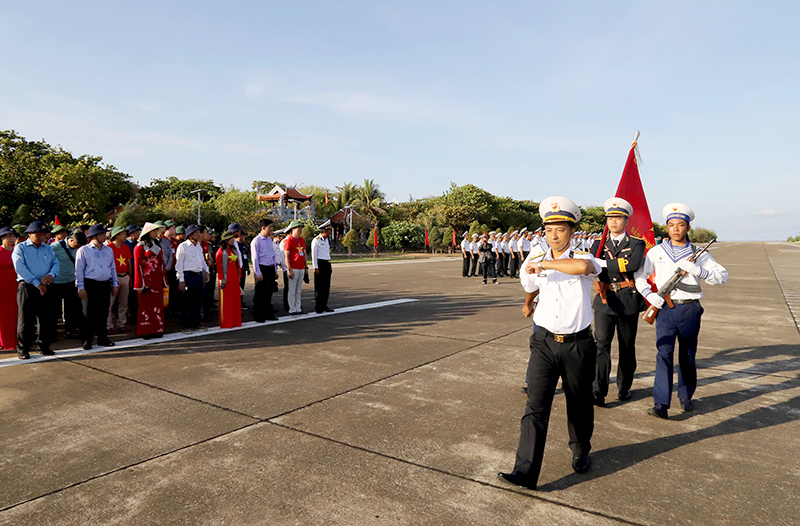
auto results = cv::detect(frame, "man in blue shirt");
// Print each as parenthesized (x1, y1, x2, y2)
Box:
(75, 224, 118, 350)
(11, 221, 60, 359)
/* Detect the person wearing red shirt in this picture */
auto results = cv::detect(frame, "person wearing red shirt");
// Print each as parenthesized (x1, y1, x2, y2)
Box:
(106, 226, 133, 333)
(283, 221, 308, 315)
(216, 231, 242, 328)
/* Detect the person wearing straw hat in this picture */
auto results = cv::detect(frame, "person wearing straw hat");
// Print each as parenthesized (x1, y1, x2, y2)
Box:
(175, 224, 209, 332)
(283, 220, 308, 315)
(106, 226, 133, 334)
(498, 196, 601, 490)
(133, 222, 167, 339)
(216, 230, 242, 329)
(589, 197, 647, 407)
(75, 224, 118, 350)
(12, 221, 60, 359)
(634, 203, 728, 419)
(312, 220, 334, 313)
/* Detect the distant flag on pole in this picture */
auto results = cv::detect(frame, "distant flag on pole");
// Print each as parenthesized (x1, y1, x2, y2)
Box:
(424, 229, 430, 246)
(452, 228, 456, 246)
(373, 226, 379, 248)
(325, 191, 329, 205)
(54, 215, 62, 226)
(596, 131, 656, 256)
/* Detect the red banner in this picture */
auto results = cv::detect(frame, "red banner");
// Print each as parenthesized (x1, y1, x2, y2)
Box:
(424, 229, 430, 246)
(616, 140, 656, 250)
(452, 228, 456, 246)
(54, 215, 62, 226)
(373, 226, 379, 247)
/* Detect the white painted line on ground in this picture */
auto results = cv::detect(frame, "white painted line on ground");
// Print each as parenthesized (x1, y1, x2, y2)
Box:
(0, 298, 420, 368)
(333, 258, 458, 268)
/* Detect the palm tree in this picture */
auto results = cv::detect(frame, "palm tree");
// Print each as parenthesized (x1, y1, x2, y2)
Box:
(335, 182, 357, 211)
(351, 178, 386, 223)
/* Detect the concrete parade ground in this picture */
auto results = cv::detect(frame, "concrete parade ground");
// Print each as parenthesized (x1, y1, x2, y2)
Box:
(1, 242, 799, 525)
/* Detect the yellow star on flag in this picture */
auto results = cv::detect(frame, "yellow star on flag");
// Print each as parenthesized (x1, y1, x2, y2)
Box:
(117, 255, 127, 268)
(228, 253, 238, 263)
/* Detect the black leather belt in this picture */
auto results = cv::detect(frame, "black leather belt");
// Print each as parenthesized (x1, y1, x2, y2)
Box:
(536, 326, 593, 344)
(673, 299, 700, 305)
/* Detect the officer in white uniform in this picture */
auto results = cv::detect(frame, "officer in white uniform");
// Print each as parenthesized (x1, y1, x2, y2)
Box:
(460, 232, 471, 277)
(469, 233, 480, 276)
(498, 196, 601, 490)
(634, 203, 728, 419)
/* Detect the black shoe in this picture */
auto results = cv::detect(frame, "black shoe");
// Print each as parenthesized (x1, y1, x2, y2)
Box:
(680, 399, 694, 412)
(298, 311, 307, 315)
(82, 342, 92, 350)
(520, 386, 528, 395)
(572, 454, 591, 474)
(98, 340, 115, 347)
(142, 334, 154, 340)
(315, 309, 324, 314)
(592, 393, 605, 407)
(618, 390, 632, 401)
(17, 349, 30, 360)
(497, 471, 537, 490)
(266, 316, 279, 321)
(647, 405, 669, 419)
(324, 308, 335, 313)
(40, 348, 55, 356)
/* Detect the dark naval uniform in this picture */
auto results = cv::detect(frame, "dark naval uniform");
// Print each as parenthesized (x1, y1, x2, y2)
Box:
(590, 233, 646, 403)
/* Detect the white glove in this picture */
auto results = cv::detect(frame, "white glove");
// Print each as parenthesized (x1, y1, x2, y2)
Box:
(678, 260, 702, 277)
(596, 258, 608, 269)
(647, 293, 665, 309)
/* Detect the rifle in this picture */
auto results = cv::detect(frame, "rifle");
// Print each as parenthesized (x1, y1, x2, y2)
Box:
(642, 239, 716, 325)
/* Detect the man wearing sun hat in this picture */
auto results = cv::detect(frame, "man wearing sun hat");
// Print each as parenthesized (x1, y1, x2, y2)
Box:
(589, 197, 647, 407)
(106, 226, 133, 334)
(12, 221, 60, 359)
(498, 196, 601, 490)
(75, 224, 119, 350)
(634, 203, 728, 419)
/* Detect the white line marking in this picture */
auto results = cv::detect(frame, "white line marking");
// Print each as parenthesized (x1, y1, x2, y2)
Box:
(334, 258, 458, 268)
(0, 298, 419, 368)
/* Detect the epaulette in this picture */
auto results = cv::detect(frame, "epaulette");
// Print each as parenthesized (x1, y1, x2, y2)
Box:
(572, 250, 590, 255)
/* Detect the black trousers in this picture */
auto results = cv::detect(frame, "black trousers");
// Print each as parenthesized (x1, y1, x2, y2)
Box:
(593, 310, 640, 397)
(50, 282, 84, 335)
(495, 254, 504, 276)
(480, 259, 496, 282)
(462, 254, 470, 277)
(514, 328, 596, 485)
(470, 253, 478, 276)
(203, 266, 216, 320)
(82, 278, 112, 345)
(509, 254, 518, 278)
(239, 266, 248, 304)
(180, 272, 204, 329)
(166, 269, 179, 315)
(17, 282, 58, 351)
(253, 264, 277, 322)
(314, 260, 332, 312)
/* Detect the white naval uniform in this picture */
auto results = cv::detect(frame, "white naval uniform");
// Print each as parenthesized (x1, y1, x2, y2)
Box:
(634, 241, 728, 302)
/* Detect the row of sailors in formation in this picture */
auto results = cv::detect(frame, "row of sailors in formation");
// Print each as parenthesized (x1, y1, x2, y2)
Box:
(460, 229, 603, 261)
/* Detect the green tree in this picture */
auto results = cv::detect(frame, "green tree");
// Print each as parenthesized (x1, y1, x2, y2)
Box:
(335, 182, 358, 211)
(578, 205, 606, 233)
(689, 227, 717, 243)
(351, 178, 387, 224)
(138, 176, 222, 206)
(441, 226, 455, 253)
(297, 184, 338, 220)
(382, 221, 424, 252)
(468, 220, 481, 237)
(251, 180, 286, 195)
(342, 228, 359, 256)
(213, 187, 268, 234)
(367, 226, 380, 248)
(301, 220, 320, 249)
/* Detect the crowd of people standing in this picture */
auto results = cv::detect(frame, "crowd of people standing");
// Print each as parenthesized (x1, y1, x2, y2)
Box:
(1, 217, 335, 359)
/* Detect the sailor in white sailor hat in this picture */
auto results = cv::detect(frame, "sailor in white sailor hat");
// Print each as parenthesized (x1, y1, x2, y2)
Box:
(469, 233, 480, 276)
(499, 196, 601, 490)
(634, 203, 728, 419)
(589, 196, 647, 406)
(460, 231, 472, 277)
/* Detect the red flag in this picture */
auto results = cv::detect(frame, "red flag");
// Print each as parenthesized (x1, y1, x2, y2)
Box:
(373, 226, 379, 247)
(452, 228, 456, 246)
(54, 215, 62, 226)
(597, 132, 656, 255)
(325, 191, 329, 205)
(424, 229, 430, 246)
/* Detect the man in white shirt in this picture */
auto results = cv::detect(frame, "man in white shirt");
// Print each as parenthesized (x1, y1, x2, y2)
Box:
(469, 233, 479, 277)
(498, 196, 601, 490)
(175, 225, 209, 331)
(312, 221, 334, 314)
(635, 203, 728, 419)
(460, 232, 471, 278)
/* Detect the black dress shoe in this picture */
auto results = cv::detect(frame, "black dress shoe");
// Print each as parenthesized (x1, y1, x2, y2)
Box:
(497, 471, 537, 490)
(647, 406, 669, 419)
(266, 316, 279, 321)
(618, 390, 632, 401)
(17, 350, 30, 360)
(98, 340, 115, 347)
(592, 393, 605, 407)
(40, 348, 55, 356)
(680, 399, 694, 412)
(82, 342, 92, 350)
(572, 454, 591, 474)
(324, 308, 335, 313)
(315, 310, 324, 314)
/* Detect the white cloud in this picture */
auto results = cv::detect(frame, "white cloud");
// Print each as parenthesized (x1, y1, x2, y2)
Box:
(756, 209, 781, 217)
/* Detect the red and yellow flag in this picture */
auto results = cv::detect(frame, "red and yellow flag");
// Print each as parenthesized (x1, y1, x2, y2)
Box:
(616, 134, 656, 250)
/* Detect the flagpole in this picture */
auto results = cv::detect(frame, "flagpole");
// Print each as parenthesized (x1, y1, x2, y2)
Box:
(597, 130, 641, 257)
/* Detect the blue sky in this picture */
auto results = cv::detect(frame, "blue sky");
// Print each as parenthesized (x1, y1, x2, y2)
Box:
(2, 1, 798, 240)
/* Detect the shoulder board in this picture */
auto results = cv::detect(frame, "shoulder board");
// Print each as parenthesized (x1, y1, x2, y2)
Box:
(573, 250, 590, 255)
(528, 251, 547, 261)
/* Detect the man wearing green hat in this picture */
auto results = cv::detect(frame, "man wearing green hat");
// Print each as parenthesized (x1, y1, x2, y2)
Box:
(52, 225, 69, 243)
(283, 220, 308, 315)
(107, 226, 133, 333)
